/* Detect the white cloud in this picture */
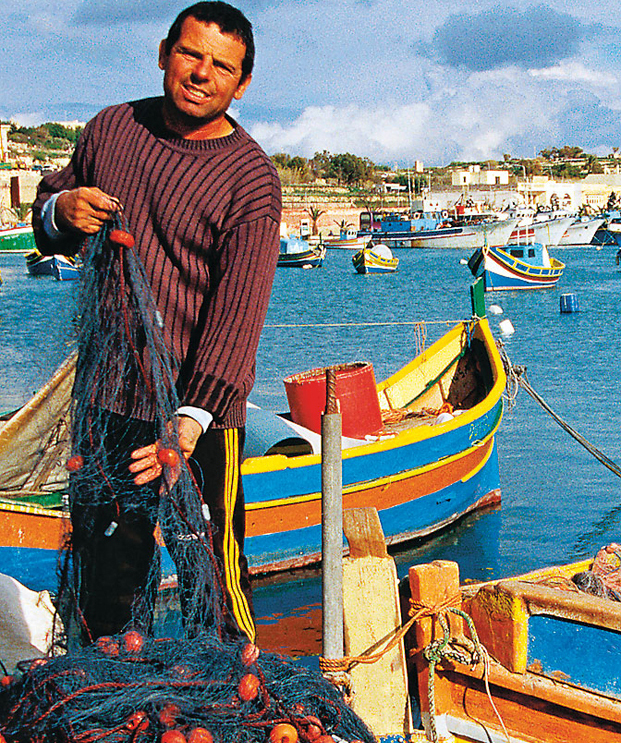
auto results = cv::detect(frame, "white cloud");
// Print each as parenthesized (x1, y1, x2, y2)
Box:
(529, 61, 617, 86)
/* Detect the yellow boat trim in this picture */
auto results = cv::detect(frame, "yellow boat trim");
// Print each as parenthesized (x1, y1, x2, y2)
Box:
(0, 499, 66, 519)
(245, 423, 499, 512)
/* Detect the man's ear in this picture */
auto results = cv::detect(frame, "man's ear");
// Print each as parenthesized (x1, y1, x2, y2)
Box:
(234, 74, 252, 101)
(158, 40, 168, 70)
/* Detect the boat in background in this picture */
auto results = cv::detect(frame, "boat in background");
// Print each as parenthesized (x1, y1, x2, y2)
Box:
(26, 250, 81, 280)
(26, 250, 55, 277)
(408, 552, 621, 742)
(352, 243, 399, 274)
(52, 255, 81, 281)
(509, 214, 574, 246)
(468, 242, 565, 290)
(558, 216, 606, 245)
(0, 280, 505, 579)
(0, 225, 36, 253)
(278, 235, 325, 268)
(323, 228, 369, 250)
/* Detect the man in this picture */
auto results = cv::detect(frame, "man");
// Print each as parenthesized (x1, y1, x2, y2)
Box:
(32, 1, 281, 644)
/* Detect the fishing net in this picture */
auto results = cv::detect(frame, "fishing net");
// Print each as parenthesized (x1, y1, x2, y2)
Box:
(0, 218, 375, 743)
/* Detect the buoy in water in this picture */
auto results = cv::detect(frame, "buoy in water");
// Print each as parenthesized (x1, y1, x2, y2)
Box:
(499, 318, 515, 335)
(560, 293, 579, 313)
(459, 258, 468, 265)
(488, 304, 503, 315)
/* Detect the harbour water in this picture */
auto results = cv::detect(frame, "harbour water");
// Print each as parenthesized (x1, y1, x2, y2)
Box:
(1, 244, 620, 654)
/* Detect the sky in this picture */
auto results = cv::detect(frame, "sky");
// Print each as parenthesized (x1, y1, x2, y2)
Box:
(2, 0, 621, 166)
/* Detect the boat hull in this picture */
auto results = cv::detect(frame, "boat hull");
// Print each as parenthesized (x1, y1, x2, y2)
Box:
(352, 247, 399, 274)
(409, 558, 621, 742)
(26, 252, 55, 277)
(379, 219, 517, 249)
(473, 244, 564, 290)
(0, 226, 36, 253)
(559, 217, 606, 245)
(0, 312, 505, 582)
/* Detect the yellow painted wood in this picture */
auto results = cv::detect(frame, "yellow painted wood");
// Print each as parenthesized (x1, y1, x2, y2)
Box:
(342, 509, 413, 737)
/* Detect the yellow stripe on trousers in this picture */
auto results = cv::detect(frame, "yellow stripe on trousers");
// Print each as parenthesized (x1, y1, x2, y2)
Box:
(223, 429, 255, 641)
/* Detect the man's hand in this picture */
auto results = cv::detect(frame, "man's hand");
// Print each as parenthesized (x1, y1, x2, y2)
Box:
(129, 416, 204, 486)
(56, 187, 122, 234)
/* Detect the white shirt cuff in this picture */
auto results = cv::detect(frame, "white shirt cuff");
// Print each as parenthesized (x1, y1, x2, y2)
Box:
(41, 191, 69, 240)
(177, 406, 213, 434)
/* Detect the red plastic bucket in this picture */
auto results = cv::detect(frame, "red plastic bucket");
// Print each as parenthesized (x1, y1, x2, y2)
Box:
(283, 362, 382, 439)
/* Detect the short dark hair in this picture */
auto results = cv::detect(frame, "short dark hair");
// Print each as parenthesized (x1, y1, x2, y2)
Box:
(164, 2, 254, 82)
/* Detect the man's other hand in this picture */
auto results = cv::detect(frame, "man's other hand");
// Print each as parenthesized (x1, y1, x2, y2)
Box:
(56, 187, 122, 234)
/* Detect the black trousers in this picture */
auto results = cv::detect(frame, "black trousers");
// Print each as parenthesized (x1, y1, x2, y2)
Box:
(70, 416, 254, 643)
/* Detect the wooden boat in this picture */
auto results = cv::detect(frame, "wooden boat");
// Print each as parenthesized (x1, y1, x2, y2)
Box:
(0, 225, 36, 253)
(52, 254, 81, 281)
(468, 242, 565, 290)
(352, 244, 399, 274)
(277, 235, 325, 267)
(323, 228, 370, 250)
(0, 280, 505, 581)
(407, 554, 621, 742)
(25, 250, 55, 276)
(26, 250, 81, 280)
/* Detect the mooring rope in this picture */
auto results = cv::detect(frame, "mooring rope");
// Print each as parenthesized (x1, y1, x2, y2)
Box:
(497, 340, 621, 480)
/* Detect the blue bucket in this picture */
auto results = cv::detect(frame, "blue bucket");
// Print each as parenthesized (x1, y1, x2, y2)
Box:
(560, 293, 579, 313)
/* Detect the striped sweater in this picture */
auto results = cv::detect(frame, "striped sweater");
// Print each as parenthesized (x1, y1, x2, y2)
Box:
(32, 97, 282, 428)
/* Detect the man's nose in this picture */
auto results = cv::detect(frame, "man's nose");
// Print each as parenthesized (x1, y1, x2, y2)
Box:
(192, 56, 213, 79)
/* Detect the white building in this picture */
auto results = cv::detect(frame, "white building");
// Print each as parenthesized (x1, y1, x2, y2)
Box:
(452, 164, 510, 187)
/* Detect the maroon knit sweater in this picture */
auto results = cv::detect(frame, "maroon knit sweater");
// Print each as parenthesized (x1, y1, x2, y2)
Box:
(32, 97, 282, 428)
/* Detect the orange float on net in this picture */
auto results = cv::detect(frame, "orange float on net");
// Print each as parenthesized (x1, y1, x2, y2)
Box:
(161, 731, 186, 743)
(108, 229, 135, 249)
(238, 672, 260, 701)
(123, 630, 145, 654)
(187, 729, 214, 743)
(66, 455, 84, 472)
(159, 703, 181, 728)
(157, 448, 180, 467)
(269, 723, 298, 743)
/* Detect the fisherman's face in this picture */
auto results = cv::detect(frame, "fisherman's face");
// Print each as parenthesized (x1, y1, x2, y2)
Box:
(158, 17, 251, 131)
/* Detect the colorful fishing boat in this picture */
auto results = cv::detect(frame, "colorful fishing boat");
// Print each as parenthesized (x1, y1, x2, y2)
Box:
(323, 228, 370, 250)
(352, 244, 399, 274)
(468, 242, 565, 290)
(408, 551, 621, 742)
(26, 250, 81, 279)
(0, 225, 36, 253)
(277, 235, 325, 267)
(0, 280, 505, 581)
(52, 254, 81, 281)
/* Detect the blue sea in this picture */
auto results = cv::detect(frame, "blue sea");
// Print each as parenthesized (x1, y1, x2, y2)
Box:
(1, 244, 620, 649)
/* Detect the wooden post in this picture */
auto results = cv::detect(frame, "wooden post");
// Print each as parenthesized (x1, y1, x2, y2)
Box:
(321, 367, 343, 661)
(408, 560, 462, 740)
(342, 507, 413, 736)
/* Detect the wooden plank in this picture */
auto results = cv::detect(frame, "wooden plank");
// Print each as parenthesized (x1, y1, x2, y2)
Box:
(342, 508, 412, 736)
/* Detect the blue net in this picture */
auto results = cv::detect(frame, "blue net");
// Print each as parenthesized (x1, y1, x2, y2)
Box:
(0, 219, 374, 743)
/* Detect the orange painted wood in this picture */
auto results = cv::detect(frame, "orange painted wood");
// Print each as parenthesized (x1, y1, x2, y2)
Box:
(246, 439, 494, 538)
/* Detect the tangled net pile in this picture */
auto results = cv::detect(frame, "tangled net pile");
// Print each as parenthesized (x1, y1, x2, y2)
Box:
(0, 219, 374, 743)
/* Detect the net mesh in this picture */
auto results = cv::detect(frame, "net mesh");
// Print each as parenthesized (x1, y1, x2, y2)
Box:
(0, 218, 374, 743)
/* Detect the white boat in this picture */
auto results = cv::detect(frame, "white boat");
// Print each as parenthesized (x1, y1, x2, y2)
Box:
(510, 215, 574, 246)
(558, 216, 606, 245)
(403, 218, 518, 250)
